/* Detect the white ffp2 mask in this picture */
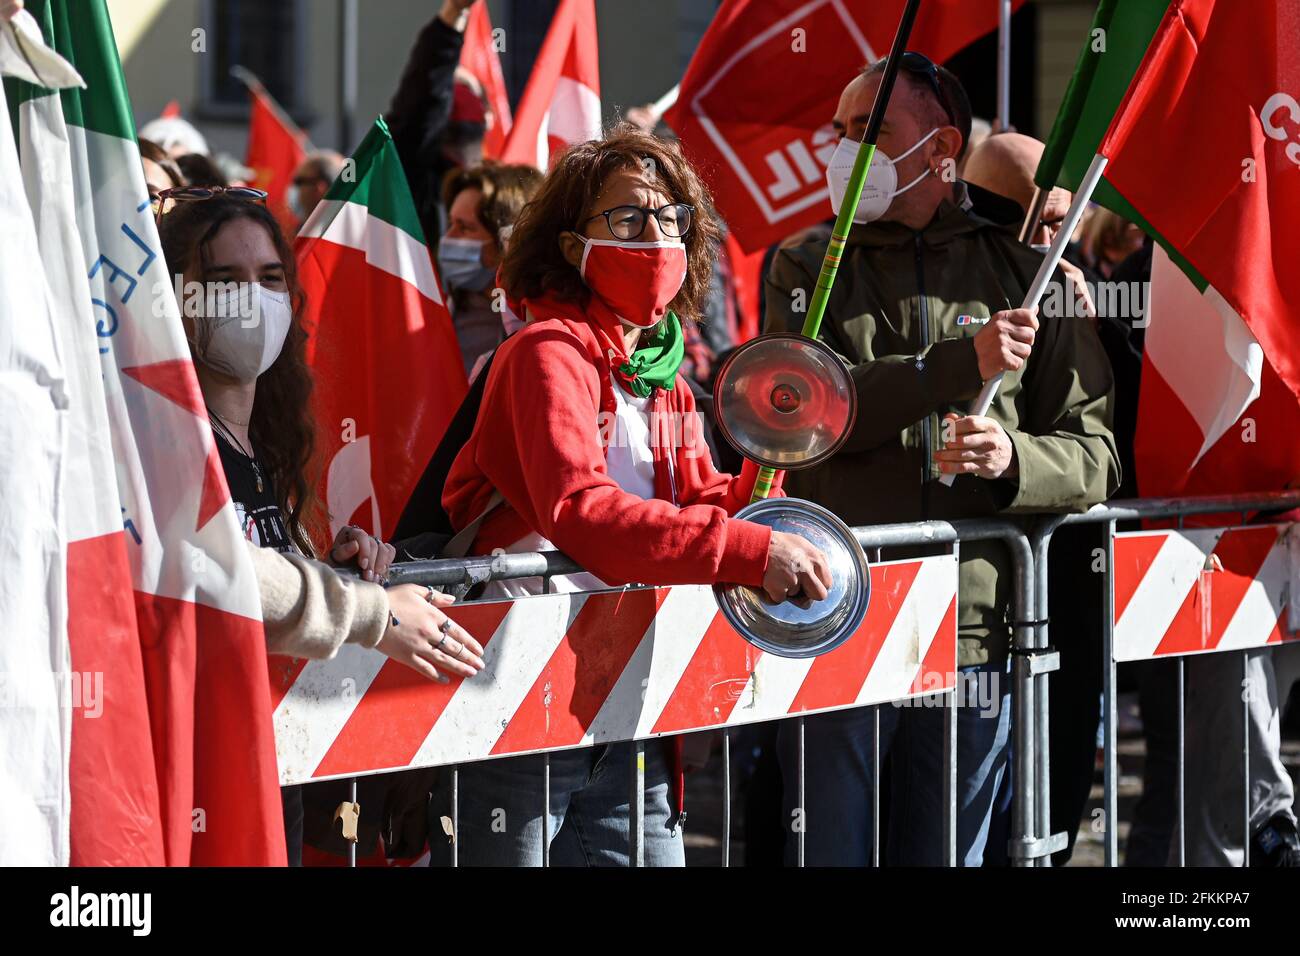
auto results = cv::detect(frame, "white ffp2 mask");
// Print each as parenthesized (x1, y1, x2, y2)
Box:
(194, 283, 293, 382)
(825, 129, 940, 224)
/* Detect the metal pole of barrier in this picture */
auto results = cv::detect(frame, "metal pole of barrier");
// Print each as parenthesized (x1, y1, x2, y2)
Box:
(942, 540, 959, 867)
(943, 686, 957, 867)
(869, 546, 882, 869)
(1242, 650, 1251, 867)
(1176, 655, 1186, 866)
(872, 705, 881, 867)
(1011, 537, 1037, 867)
(1028, 517, 1069, 866)
(629, 739, 645, 867)
(797, 717, 806, 868)
(722, 728, 731, 868)
(542, 753, 551, 868)
(348, 777, 358, 868)
(1102, 521, 1118, 867)
(451, 765, 459, 868)
(1176, 515, 1186, 867)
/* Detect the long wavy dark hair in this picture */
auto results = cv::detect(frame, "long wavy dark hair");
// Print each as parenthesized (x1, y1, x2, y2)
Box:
(498, 124, 721, 322)
(159, 197, 322, 555)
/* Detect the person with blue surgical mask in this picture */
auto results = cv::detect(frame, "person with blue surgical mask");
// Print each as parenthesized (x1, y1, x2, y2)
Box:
(437, 162, 543, 375)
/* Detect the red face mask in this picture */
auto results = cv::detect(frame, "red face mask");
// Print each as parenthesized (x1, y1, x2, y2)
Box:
(578, 238, 688, 329)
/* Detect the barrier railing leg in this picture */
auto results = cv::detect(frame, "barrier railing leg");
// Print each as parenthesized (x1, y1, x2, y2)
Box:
(1242, 650, 1251, 867)
(1176, 655, 1186, 867)
(1009, 533, 1036, 867)
(872, 705, 881, 868)
(870, 547, 883, 869)
(721, 728, 731, 868)
(451, 765, 459, 869)
(797, 716, 806, 868)
(943, 685, 957, 867)
(629, 739, 645, 867)
(542, 752, 551, 868)
(1102, 521, 1118, 867)
(348, 777, 358, 868)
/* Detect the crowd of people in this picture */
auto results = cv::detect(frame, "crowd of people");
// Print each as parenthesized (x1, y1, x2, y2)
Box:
(50, 0, 1295, 868)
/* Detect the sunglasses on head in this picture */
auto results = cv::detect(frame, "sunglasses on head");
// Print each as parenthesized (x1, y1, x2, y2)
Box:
(152, 185, 269, 224)
(898, 51, 957, 130)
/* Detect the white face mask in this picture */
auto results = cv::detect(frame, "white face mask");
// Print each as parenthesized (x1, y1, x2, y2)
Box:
(825, 128, 941, 224)
(193, 283, 293, 383)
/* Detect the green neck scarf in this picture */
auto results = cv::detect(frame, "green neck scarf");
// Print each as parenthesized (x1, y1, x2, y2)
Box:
(615, 312, 684, 398)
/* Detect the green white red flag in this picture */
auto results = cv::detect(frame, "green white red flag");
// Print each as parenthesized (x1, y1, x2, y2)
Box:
(297, 117, 467, 547)
(8, 0, 285, 866)
(1038, 0, 1300, 497)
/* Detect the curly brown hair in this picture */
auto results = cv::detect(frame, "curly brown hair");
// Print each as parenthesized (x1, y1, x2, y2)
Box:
(159, 197, 322, 555)
(497, 124, 721, 322)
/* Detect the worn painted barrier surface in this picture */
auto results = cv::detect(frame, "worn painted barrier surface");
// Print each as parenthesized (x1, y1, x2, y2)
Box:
(1112, 523, 1300, 662)
(269, 555, 958, 785)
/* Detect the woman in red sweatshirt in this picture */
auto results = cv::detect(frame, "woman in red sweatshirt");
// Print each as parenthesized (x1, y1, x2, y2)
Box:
(433, 126, 831, 867)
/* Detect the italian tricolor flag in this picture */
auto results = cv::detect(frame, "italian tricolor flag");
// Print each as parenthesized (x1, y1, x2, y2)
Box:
(1037, 0, 1300, 498)
(9, 0, 284, 865)
(297, 117, 466, 546)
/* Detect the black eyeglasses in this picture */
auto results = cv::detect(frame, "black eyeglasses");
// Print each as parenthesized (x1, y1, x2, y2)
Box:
(584, 203, 694, 241)
(899, 51, 957, 129)
(152, 185, 269, 224)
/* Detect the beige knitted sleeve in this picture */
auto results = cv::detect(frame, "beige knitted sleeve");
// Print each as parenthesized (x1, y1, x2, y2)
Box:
(247, 541, 390, 660)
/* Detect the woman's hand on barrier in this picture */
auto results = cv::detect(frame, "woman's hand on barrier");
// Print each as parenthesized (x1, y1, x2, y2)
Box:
(378, 585, 486, 682)
(762, 531, 833, 606)
(331, 525, 397, 582)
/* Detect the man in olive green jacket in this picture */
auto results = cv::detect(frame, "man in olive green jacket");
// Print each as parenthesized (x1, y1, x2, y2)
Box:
(766, 57, 1118, 866)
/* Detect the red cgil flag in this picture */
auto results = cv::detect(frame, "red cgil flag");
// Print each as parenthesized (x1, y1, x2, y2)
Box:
(1096, 0, 1300, 497)
(500, 0, 601, 169)
(665, 0, 1023, 253)
(243, 78, 308, 234)
(460, 1, 512, 159)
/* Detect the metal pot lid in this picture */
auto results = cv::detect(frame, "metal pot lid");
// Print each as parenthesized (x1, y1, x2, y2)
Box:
(713, 334, 857, 470)
(714, 498, 870, 659)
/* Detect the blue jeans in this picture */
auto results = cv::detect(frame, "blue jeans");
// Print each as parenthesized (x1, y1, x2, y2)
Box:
(777, 660, 1012, 866)
(429, 740, 684, 867)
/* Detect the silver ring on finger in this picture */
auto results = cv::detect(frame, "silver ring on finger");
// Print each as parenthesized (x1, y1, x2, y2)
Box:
(439, 618, 454, 634)
(424, 586, 437, 604)
(434, 634, 449, 652)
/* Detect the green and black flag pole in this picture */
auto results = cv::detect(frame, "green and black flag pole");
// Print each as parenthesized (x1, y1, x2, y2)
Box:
(750, 0, 925, 503)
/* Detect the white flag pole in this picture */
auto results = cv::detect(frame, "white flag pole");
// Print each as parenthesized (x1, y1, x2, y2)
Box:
(996, 0, 1012, 131)
(938, 152, 1108, 487)
(648, 84, 680, 123)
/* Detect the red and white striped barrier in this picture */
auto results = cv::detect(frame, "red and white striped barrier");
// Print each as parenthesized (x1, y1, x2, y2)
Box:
(1111, 523, 1300, 662)
(268, 555, 957, 785)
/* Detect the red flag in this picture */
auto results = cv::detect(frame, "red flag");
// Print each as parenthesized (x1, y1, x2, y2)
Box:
(723, 232, 765, 344)
(1099, 0, 1300, 496)
(500, 0, 601, 169)
(460, 2, 512, 159)
(665, 0, 1023, 253)
(297, 119, 467, 548)
(161, 98, 181, 118)
(244, 81, 308, 234)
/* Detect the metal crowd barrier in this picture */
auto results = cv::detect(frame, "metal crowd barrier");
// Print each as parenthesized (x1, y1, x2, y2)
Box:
(297, 490, 1300, 868)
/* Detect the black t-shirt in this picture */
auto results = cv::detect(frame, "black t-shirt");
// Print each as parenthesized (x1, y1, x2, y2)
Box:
(215, 429, 293, 554)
